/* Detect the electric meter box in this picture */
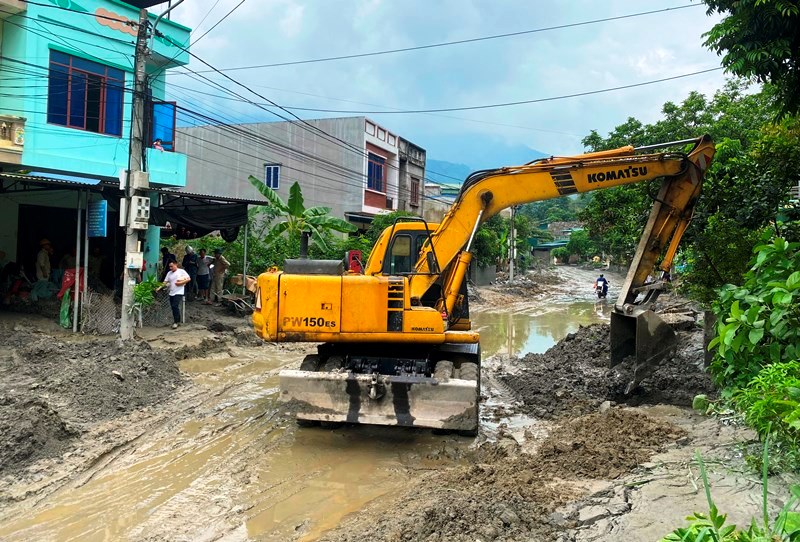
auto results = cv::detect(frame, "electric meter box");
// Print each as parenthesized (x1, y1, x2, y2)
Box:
(129, 196, 150, 230)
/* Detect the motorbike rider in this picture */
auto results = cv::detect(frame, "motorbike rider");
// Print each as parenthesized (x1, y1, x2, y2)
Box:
(595, 273, 609, 298)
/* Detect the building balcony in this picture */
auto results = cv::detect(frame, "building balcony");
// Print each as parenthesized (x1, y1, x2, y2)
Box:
(147, 147, 187, 187)
(0, 0, 24, 18)
(0, 114, 25, 166)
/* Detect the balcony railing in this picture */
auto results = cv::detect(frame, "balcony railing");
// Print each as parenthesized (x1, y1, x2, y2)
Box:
(0, 114, 25, 165)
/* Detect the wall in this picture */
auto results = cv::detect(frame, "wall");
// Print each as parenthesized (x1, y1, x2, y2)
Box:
(177, 117, 366, 220)
(0, 0, 189, 185)
(398, 137, 426, 216)
(362, 118, 398, 215)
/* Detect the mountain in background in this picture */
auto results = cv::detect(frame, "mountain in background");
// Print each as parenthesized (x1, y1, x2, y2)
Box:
(423, 134, 549, 185)
(426, 160, 473, 184)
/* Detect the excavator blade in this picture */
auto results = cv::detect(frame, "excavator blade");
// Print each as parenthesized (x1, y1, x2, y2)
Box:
(610, 310, 677, 394)
(278, 370, 479, 432)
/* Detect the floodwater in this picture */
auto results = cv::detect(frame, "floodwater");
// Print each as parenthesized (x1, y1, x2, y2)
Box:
(0, 349, 464, 542)
(0, 294, 612, 541)
(472, 299, 611, 358)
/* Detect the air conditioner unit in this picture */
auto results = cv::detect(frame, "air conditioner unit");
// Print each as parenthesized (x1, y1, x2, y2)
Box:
(386, 197, 394, 209)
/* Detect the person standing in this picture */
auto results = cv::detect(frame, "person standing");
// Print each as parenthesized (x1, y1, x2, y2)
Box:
(197, 248, 212, 304)
(181, 246, 199, 299)
(162, 260, 191, 329)
(160, 247, 176, 281)
(36, 239, 54, 282)
(210, 248, 230, 304)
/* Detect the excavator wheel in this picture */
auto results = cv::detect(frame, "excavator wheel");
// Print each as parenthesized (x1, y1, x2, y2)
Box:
(458, 362, 479, 381)
(321, 355, 344, 372)
(299, 354, 320, 372)
(434, 360, 454, 380)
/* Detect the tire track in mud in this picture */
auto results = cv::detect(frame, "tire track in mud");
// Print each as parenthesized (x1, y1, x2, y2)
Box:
(0, 347, 296, 541)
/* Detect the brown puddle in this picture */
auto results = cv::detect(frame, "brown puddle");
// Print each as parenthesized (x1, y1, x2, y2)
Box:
(471, 301, 609, 357)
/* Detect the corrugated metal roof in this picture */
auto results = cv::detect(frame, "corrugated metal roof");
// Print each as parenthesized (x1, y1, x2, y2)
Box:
(0, 172, 270, 206)
(152, 188, 269, 206)
(0, 172, 108, 189)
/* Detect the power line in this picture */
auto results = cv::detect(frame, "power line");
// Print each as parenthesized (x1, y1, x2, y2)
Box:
(0, 6, 452, 207)
(177, 3, 703, 74)
(273, 68, 724, 114)
(190, 0, 245, 46)
(192, 0, 223, 34)
(149, 0, 246, 80)
(166, 79, 581, 136)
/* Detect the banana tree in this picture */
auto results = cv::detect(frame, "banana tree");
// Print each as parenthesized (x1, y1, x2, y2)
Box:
(248, 176, 356, 253)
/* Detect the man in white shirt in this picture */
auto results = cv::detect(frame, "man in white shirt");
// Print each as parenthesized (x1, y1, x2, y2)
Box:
(163, 260, 191, 329)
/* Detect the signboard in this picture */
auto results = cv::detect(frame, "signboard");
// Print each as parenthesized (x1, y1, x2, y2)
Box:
(88, 200, 108, 238)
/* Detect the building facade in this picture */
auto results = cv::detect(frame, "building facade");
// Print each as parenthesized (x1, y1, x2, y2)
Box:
(177, 117, 427, 230)
(0, 0, 190, 278)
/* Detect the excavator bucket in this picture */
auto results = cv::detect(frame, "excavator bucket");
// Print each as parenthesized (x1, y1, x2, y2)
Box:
(610, 309, 677, 394)
(279, 371, 479, 432)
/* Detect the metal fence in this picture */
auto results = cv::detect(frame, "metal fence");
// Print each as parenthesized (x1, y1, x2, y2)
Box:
(80, 288, 181, 334)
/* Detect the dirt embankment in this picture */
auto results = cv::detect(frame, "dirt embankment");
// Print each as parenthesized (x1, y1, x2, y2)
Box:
(0, 327, 183, 476)
(320, 408, 685, 542)
(500, 324, 716, 419)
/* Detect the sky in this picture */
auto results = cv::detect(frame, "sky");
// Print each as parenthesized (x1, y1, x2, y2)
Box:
(165, 0, 728, 171)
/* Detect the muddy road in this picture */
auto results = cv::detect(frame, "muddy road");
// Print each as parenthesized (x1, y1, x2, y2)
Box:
(0, 266, 787, 541)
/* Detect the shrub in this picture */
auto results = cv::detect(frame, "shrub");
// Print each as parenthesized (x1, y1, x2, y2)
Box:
(708, 234, 800, 389)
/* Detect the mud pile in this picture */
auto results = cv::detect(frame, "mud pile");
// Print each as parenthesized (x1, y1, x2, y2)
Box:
(0, 328, 183, 474)
(321, 409, 682, 542)
(537, 409, 687, 479)
(500, 324, 715, 419)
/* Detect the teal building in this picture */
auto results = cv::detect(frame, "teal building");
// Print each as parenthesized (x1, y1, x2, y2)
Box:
(0, 0, 190, 280)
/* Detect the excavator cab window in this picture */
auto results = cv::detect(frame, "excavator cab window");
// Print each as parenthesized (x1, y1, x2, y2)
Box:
(388, 235, 412, 274)
(382, 230, 431, 275)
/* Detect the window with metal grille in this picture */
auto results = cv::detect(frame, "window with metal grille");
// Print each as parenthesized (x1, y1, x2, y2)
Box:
(264, 163, 280, 189)
(367, 152, 385, 192)
(47, 50, 124, 136)
(410, 177, 420, 206)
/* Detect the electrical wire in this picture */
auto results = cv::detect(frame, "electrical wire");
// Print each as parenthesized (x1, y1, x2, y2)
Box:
(189, 0, 245, 46)
(273, 68, 724, 114)
(177, 3, 703, 74)
(166, 80, 581, 136)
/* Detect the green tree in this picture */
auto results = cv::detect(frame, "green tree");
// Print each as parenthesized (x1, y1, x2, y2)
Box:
(579, 82, 797, 290)
(565, 229, 597, 260)
(703, 0, 800, 116)
(248, 176, 355, 251)
(473, 215, 504, 269)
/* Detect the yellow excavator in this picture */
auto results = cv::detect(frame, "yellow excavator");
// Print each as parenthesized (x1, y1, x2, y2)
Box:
(253, 135, 715, 435)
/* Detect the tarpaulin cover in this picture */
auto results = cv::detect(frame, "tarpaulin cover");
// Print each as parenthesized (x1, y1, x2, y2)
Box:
(149, 201, 247, 240)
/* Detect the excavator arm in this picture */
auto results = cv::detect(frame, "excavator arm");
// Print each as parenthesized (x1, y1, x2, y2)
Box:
(408, 136, 715, 312)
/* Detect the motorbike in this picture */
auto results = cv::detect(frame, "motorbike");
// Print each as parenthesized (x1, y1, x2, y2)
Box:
(595, 283, 608, 299)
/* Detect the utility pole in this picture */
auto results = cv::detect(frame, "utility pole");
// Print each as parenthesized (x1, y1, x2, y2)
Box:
(508, 205, 516, 282)
(120, 8, 151, 340)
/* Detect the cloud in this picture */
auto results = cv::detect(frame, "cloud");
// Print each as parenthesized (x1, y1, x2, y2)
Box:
(279, 2, 305, 38)
(166, 0, 731, 166)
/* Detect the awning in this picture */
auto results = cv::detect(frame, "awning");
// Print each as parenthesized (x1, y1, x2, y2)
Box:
(1, 173, 271, 239)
